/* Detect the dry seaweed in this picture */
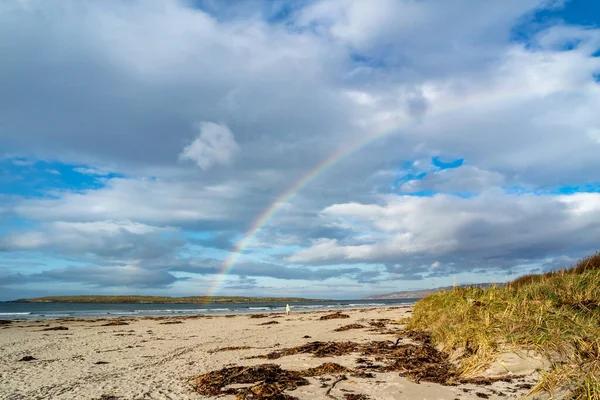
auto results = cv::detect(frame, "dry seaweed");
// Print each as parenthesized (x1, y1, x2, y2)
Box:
(102, 320, 129, 326)
(254, 341, 360, 359)
(196, 329, 516, 399)
(159, 320, 183, 324)
(94, 395, 121, 400)
(334, 324, 365, 332)
(300, 363, 351, 377)
(18, 355, 37, 361)
(208, 346, 253, 353)
(0, 320, 12, 325)
(251, 331, 484, 386)
(368, 321, 386, 329)
(320, 312, 350, 320)
(259, 321, 280, 326)
(250, 314, 270, 319)
(343, 395, 371, 400)
(41, 326, 69, 331)
(378, 343, 456, 384)
(191, 364, 308, 399)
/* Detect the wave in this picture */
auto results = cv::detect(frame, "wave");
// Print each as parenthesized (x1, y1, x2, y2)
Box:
(0, 312, 32, 315)
(248, 307, 271, 310)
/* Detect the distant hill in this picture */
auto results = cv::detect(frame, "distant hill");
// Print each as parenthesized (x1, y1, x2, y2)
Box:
(362, 283, 503, 300)
(11, 295, 330, 304)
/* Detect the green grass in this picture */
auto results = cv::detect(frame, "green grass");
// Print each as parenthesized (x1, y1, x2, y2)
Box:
(407, 253, 600, 399)
(11, 295, 330, 303)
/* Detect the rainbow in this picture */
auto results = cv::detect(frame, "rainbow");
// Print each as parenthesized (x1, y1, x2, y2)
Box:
(207, 84, 588, 297)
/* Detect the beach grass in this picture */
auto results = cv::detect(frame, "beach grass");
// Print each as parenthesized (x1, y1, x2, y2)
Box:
(407, 253, 600, 399)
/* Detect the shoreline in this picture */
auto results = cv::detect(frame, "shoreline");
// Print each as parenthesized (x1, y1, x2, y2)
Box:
(0, 306, 541, 399)
(0, 300, 417, 321)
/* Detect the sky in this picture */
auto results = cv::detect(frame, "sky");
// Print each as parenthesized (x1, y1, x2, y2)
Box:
(1, 0, 600, 301)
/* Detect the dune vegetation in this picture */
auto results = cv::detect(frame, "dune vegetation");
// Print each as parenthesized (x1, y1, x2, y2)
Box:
(407, 253, 600, 399)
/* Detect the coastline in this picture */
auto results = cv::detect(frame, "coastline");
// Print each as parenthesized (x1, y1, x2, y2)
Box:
(0, 299, 417, 321)
(0, 306, 542, 400)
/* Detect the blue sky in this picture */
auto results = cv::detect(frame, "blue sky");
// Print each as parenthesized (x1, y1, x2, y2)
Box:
(1, 0, 600, 300)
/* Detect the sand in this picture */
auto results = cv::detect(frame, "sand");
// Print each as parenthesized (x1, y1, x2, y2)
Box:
(0, 307, 543, 400)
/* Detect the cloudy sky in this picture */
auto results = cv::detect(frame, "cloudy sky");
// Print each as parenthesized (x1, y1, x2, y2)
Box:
(1, 0, 599, 301)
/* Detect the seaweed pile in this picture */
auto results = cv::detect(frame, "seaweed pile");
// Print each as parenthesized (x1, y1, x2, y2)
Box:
(255, 341, 360, 359)
(319, 312, 350, 320)
(191, 364, 309, 399)
(192, 330, 516, 399)
(259, 321, 280, 326)
(101, 320, 129, 327)
(333, 324, 365, 332)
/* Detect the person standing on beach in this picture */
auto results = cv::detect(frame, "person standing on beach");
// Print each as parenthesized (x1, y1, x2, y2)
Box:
(286, 304, 290, 315)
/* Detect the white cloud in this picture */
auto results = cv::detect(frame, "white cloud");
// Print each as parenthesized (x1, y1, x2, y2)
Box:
(179, 122, 240, 170)
(0, 220, 178, 259)
(288, 191, 600, 265)
(73, 167, 111, 176)
(13, 177, 246, 225)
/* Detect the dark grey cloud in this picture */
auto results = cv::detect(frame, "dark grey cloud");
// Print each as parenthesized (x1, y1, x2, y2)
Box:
(35, 265, 183, 288)
(169, 258, 362, 281)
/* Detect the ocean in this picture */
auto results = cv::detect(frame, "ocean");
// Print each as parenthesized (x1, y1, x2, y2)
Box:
(0, 299, 417, 320)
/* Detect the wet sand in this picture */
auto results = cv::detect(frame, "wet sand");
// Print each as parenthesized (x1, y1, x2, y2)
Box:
(0, 307, 542, 399)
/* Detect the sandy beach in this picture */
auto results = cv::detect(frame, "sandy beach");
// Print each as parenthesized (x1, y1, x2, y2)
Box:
(0, 307, 543, 400)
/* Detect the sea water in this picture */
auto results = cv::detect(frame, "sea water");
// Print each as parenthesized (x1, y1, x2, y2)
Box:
(0, 299, 417, 320)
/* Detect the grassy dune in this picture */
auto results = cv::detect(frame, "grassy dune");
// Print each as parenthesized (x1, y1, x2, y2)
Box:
(12, 295, 329, 303)
(408, 253, 600, 399)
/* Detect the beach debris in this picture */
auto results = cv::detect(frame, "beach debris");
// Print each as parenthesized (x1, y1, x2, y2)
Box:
(94, 395, 121, 400)
(18, 355, 37, 362)
(190, 363, 309, 399)
(251, 331, 489, 386)
(192, 363, 358, 399)
(320, 312, 351, 320)
(259, 321, 280, 326)
(334, 324, 365, 332)
(303, 335, 311, 339)
(208, 346, 253, 353)
(343, 395, 371, 400)
(94, 361, 110, 365)
(41, 326, 69, 331)
(254, 341, 360, 359)
(159, 320, 183, 324)
(325, 375, 347, 399)
(368, 321, 386, 329)
(250, 314, 269, 319)
(351, 371, 375, 379)
(300, 363, 351, 377)
(102, 320, 129, 326)
(377, 342, 455, 384)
